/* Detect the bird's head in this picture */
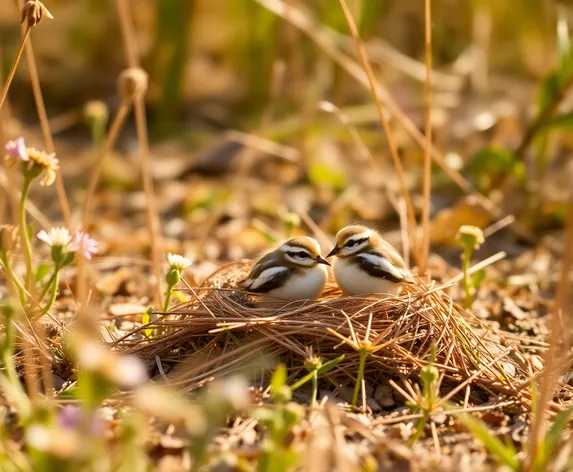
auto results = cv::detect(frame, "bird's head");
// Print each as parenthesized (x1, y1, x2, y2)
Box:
(278, 236, 330, 267)
(327, 225, 375, 258)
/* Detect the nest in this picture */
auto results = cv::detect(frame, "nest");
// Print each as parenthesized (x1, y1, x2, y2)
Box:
(115, 261, 540, 405)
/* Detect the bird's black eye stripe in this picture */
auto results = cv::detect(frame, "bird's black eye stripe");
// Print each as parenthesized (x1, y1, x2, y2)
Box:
(287, 250, 310, 258)
(346, 237, 367, 248)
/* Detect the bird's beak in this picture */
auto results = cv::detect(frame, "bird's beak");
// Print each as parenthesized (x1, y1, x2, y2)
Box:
(316, 255, 331, 266)
(327, 246, 341, 258)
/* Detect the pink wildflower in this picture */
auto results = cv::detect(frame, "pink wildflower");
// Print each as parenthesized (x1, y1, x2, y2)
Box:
(72, 231, 98, 260)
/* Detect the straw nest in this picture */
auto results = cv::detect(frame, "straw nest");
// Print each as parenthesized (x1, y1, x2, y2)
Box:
(115, 261, 542, 405)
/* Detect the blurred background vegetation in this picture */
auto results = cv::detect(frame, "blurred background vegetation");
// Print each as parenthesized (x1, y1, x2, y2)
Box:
(0, 0, 558, 124)
(1, 0, 571, 254)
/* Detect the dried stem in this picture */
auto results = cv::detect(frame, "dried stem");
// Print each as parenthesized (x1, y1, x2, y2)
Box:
(524, 196, 573, 471)
(78, 98, 134, 313)
(82, 99, 132, 226)
(338, 0, 419, 262)
(420, 0, 433, 273)
(256, 0, 550, 255)
(18, 0, 71, 227)
(0, 28, 30, 111)
(115, 0, 164, 309)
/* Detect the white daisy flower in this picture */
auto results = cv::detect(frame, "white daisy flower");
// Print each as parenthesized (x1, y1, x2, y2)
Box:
(37, 227, 72, 248)
(167, 253, 192, 272)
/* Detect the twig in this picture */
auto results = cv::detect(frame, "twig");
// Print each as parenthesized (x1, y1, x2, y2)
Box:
(255, 0, 552, 255)
(524, 196, 573, 471)
(420, 0, 433, 273)
(255, 0, 470, 192)
(77, 99, 135, 324)
(18, 0, 71, 227)
(155, 355, 169, 382)
(0, 28, 30, 111)
(81, 99, 133, 225)
(115, 0, 164, 309)
(444, 251, 506, 286)
(338, 0, 419, 261)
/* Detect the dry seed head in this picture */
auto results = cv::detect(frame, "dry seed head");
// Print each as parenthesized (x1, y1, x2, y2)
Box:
(118, 68, 148, 102)
(21, 0, 54, 28)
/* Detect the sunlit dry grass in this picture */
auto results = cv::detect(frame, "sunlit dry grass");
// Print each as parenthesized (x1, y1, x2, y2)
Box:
(115, 260, 554, 411)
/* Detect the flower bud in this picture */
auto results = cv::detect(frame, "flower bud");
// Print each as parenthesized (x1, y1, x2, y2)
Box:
(304, 356, 322, 372)
(456, 225, 485, 250)
(165, 267, 181, 287)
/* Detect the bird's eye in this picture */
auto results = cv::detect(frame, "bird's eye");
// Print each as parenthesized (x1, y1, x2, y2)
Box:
(346, 240, 356, 247)
(298, 251, 309, 258)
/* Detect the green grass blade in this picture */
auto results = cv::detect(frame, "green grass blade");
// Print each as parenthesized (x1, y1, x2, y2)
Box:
(534, 408, 573, 470)
(457, 413, 519, 471)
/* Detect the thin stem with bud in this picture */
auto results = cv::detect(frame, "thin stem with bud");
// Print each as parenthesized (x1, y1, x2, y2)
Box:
(351, 348, 368, 410)
(41, 271, 59, 313)
(19, 176, 34, 289)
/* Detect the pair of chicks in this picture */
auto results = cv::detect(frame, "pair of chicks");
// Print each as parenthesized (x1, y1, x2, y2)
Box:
(239, 225, 414, 300)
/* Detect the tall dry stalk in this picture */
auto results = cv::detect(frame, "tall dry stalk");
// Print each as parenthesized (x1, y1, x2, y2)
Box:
(81, 98, 135, 225)
(17, 0, 71, 227)
(115, 0, 164, 309)
(419, 0, 433, 273)
(256, 0, 551, 257)
(337, 0, 419, 263)
(10, 0, 67, 397)
(524, 197, 573, 471)
(0, 28, 30, 111)
(77, 72, 144, 321)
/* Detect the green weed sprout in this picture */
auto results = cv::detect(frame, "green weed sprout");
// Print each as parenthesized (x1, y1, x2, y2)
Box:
(456, 225, 485, 309)
(404, 346, 440, 445)
(254, 364, 304, 472)
(163, 253, 192, 312)
(83, 100, 109, 150)
(390, 344, 470, 446)
(328, 313, 406, 410)
(290, 348, 345, 408)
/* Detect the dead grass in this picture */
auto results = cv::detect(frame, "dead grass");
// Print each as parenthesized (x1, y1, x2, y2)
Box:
(115, 260, 549, 407)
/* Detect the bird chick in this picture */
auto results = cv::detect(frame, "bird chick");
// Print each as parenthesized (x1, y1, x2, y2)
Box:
(327, 225, 414, 296)
(239, 236, 330, 300)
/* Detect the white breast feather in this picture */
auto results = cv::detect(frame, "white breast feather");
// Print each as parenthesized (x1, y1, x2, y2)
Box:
(265, 264, 327, 300)
(333, 257, 401, 296)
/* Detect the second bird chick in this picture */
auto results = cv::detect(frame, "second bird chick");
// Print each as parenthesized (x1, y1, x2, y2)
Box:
(239, 236, 330, 300)
(327, 225, 414, 296)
